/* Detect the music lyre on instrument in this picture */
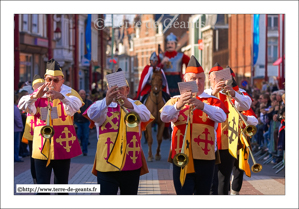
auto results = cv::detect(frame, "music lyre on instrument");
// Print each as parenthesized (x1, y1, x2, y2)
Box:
(114, 85, 141, 128)
(173, 91, 195, 168)
(222, 80, 262, 173)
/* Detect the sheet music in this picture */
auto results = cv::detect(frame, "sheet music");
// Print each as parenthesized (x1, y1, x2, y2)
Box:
(106, 71, 127, 88)
(214, 68, 232, 83)
(178, 81, 198, 95)
(40, 107, 48, 121)
(50, 107, 58, 119)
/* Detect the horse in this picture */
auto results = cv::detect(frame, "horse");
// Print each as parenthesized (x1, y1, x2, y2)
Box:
(144, 70, 167, 162)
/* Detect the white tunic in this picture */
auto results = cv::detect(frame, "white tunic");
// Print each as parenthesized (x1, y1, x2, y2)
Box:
(18, 84, 82, 116)
(160, 92, 227, 152)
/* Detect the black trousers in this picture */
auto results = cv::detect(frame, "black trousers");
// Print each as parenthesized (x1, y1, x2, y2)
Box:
(97, 168, 141, 195)
(210, 164, 219, 195)
(28, 141, 36, 180)
(173, 158, 215, 195)
(231, 156, 244, 192)
(35, 159, 71, 195)
(217, 149, 235, 195)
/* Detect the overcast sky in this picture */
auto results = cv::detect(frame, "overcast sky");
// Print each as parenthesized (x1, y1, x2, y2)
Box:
(104, 14, 136, 27)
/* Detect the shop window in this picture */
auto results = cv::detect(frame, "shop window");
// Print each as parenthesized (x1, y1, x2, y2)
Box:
(19, 53, 32, 82)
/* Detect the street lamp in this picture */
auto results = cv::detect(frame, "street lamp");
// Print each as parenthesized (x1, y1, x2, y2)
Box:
(54, 27, 62, 41)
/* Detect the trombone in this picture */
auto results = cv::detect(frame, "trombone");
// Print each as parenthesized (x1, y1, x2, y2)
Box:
(115, 86, 141, 128)
(173, 92, 194, 168)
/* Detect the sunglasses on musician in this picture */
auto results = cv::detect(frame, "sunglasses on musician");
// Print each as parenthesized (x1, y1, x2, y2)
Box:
(45, 77, 64, 83)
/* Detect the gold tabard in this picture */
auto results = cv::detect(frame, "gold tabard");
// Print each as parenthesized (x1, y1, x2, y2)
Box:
(192, 124, 215, 160)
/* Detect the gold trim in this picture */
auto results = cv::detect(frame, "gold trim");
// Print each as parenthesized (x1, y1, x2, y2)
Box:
(32, 78, 45, 87)
(45, 69, 64, 77)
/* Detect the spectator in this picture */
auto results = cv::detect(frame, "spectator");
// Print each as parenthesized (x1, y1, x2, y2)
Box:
(261, 81, 268, 92)
(270, 92, 277, 102)
(272, 107, 285, 164)
(18, 91, 30, 158)
(74, 90, 93, 156)
(272, 83, 279, 92)
(14, 94, 24, 162)
(251, 94, 260, 113)
(19, 83, 34, 95)
(276, 91, 284, 106)
(281, 93, 285, 107)
(261, 93, 271, 110)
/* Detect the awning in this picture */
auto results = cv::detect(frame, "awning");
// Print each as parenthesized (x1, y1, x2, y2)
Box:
(273, 55, 285, 66)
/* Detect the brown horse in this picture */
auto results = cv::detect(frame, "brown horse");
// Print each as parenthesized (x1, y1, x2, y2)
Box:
(144, 70, 166, 162)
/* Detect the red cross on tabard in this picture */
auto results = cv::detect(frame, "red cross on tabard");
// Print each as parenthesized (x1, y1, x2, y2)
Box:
(58, 102, 67, 121)
(223, 129, 228, 137)
(105, 137, 113, 160)
(194, 128, 214, 155)
(178, 107, 189, 122)
(29, 119, 37, 136)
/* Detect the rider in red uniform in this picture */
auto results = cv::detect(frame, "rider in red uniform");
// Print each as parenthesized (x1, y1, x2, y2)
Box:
(135, 52, 169, 102)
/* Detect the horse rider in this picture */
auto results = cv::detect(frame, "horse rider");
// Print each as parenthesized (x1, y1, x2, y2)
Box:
(136, 52, 171, 140)
(86, 68, 153, 195)
(205, 63, 252, 195)
(135, 52, 170, 102)
(160, 56, 228, 195)
(158, 32, 190, 96)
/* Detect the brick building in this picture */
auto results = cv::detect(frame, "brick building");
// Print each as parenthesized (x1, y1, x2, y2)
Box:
(228, 14, 253, 86)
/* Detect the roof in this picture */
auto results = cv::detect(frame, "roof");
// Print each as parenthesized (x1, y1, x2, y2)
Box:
(154, 14, 179, 33)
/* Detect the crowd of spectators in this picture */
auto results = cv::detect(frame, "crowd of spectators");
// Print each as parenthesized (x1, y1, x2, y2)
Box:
(247, 81, 285, 165)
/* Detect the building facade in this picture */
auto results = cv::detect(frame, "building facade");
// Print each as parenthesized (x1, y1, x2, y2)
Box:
(228, 14, 282, 89)
(18, 14, 55, 83)
(202, 14, 229, 88)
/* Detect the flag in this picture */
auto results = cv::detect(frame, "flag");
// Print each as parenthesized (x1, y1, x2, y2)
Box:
(85, 14, 91, 61)
(107, 108, 127, 170)
(179, 110, 195, 187)
(253, 14, 260, 65)
(228, 101, 239, 159)
(239, 133, 251, 177)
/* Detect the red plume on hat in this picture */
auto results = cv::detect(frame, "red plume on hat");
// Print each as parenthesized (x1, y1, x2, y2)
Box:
(209, 62, 223, 74)
(185, 55, 204, 74)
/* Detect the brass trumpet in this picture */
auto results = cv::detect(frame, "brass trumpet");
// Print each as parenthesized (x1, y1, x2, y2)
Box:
(40, 87, 55, 139)
(222, 80, 261, 172)
(173, 110, 190, 167)
(222, 81, 257, 137)
(173, 92, 194, 167)
(241, 131, 262, 173)
(115, 86, 140, 128)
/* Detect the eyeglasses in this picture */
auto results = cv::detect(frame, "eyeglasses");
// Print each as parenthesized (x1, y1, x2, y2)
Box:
(45, 77, 64, 83)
